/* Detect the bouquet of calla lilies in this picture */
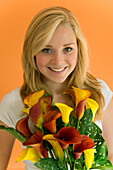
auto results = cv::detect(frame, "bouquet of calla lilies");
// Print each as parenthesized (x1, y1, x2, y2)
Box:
(0, 87, 113, 170)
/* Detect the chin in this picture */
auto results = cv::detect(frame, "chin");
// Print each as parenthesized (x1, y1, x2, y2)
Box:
(50, 78, 68, 84)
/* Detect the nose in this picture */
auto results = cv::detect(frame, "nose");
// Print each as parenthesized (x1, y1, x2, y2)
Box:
(52, 51, 64, 65)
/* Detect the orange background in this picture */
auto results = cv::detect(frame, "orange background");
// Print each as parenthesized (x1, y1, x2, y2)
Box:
(0, 0, 113, 169)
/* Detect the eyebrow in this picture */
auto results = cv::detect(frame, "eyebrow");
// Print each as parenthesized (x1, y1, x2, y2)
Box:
(46, 43, 76, 47)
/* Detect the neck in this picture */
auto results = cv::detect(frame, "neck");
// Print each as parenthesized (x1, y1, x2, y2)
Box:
(43, 78, 69, 96)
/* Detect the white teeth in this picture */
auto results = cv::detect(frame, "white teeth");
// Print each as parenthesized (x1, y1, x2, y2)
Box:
(50, 68, 65, 72)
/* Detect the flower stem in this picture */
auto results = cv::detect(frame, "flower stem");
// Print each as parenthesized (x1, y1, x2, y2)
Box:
(40, 126, 45, 134)
(65, 149, 72, 168)
(83, 166, 86, 170)
(45, 141, 54, 159)
(73, 160, 76, 170)
(77, 119, 80, 130)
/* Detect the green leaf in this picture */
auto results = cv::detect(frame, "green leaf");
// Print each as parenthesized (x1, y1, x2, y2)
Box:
(78, 109, 93, 135)
(0, 125, 27, 143)
(91, 166, 113, 169)
(78, 109, 113, 168)
(34, 158, 67, 170)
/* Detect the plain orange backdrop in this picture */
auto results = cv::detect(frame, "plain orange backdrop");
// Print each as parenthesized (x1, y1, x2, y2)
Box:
(0, 0, 113, 170)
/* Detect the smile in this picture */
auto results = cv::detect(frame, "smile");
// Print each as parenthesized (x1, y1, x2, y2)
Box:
(48, 67, 67, 72)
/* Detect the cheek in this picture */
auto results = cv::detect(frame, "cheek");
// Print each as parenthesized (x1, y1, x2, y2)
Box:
(68, 53, 78, 67)
(36, 55, 46, 68)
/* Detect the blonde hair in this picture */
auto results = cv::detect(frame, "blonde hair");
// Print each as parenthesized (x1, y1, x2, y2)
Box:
(20, 6, 105, 120)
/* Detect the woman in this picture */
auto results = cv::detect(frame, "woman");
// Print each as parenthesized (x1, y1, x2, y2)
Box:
(0, 6, 113, 170)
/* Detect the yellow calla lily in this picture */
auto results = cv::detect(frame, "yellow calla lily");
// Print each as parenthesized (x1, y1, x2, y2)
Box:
(72, 87, 91, 106)
(85, 98, 99, 121)
(55, 103, 73, 124)
(43, 134, 64, 162)
(16, 147, 41, 163)
(23, 90, 45, 106)
(84, 148, 96, 170)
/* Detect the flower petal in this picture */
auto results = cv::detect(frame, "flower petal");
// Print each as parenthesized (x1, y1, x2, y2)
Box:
(29, 98, 43, 128)
(72, 87, 91, 106)
(23, 130, 43, 146)
(55, 103, 73, 124)
(76, 99, 86, 120)
(16, 147, 40, 163)
(23, 90, 45, 106)
(84, 148, 96, 170)
(54, 127, 81, 145)
(73, 152, 82, 160)
(16, 116, 32, 138)
(85, 98, 99, 121)
(43, 110, 61, 133)
(73, 135, 95, 153)
(43, 110, 61, 123)
(21, 107, 31, 114)
(30, 142, 48, 158)
(43, 134, 64, 162)
(41, 96, 52, 113)
(43, 120, 57, 134)
(63, 89, 76, 102)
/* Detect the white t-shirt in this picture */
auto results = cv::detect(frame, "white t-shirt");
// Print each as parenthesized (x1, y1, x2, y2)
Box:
(0, 79, 113, 170)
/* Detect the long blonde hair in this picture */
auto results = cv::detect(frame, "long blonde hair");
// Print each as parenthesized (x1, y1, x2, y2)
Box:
(20, 6, 105, 120)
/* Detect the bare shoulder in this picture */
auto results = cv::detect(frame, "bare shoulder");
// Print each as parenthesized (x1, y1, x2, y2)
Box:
(0, 120, 15, 170)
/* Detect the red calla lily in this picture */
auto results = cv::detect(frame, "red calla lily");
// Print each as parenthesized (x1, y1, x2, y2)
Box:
(73, 135, 95, 159)
(16, 116, 32, 138)
(54, 127, 81, 149)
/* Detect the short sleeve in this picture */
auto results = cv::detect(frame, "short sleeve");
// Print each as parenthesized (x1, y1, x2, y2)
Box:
(98, 79, 113, 111)
(0, 87, 25, 128)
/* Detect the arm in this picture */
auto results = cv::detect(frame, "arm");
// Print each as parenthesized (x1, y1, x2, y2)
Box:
(102, 98, 113, 164)
(0, 120, 15, 170)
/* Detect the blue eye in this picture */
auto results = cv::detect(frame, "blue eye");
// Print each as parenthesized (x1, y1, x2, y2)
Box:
(64, 47, 73, 52)
(42, 48, 52, 53)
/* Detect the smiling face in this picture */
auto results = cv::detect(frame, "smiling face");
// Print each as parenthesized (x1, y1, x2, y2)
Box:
(36, 25, 78, 86)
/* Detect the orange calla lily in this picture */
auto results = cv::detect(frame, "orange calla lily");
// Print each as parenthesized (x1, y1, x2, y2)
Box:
(76, 99, 86, 120)
(30, 142, 48, 158)
(55, 103, 73, 124)
(54, 127, 81, 149)
(84, 148, 96, 170)
(29, 98, 43, 129)
(43, 134, 64, 162)
(72, 87, 91, 107)
(22, 130, 48, 158)
(73, 135, 95, 160)
(16, 147, 41, 163)
(64, 87, 91, 107)
(43, 110, 61, 133)
(41, 96, 52, 114)
(85, 98, 99, 121)
(22, 90, 45, 114)
(23, 90, 45, 106)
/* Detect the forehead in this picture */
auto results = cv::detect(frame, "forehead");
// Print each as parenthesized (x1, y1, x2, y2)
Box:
(48, 25, 77, 46)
